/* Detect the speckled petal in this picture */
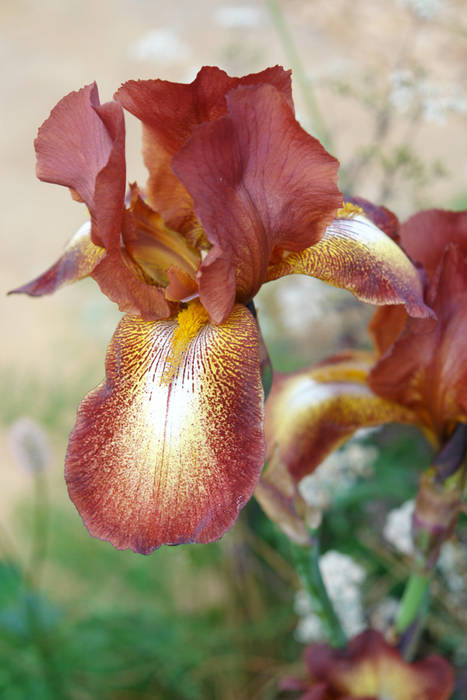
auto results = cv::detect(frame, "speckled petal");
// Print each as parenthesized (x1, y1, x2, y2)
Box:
(9, 222, 104, 296)
(265, 351, 417, 483)
(65, 304, 264, 553)
(266, 214, 430, 318)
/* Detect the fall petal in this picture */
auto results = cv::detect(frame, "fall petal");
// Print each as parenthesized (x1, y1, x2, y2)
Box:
(35, 84, 126, 248)
(347, 196, 401, 242)
(65, 304, 264, 553)
(115, 66, 292, 232)
(266, 214, 430, 318)
(173, 83, 341, 322)
(265, 352, 417, 483)
(9, 222, 104, 296)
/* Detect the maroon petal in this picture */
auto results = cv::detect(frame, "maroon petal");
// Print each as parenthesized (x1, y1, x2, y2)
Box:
(369, 244, 467, 440)
(115, 65, 292, 232)
(173, 83, 341, 322)
(400, 209, 467, 280)
(35, 83, 126, 248)
(65, 304, 264, 553)
(9, 222, 104, 296)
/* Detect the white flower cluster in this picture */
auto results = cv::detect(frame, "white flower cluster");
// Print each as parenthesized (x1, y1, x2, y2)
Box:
(299, 432, 378, 512)
(438, 541, 467, 597)
(389, 69, 467, 124)
(383, 499, 415, 555)
(294, 550, 366, 643)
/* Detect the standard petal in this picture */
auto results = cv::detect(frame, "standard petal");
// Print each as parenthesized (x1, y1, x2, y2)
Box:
(35, 84, 126, 248)
(266, 214, 430, 318)
(115, 66, 292, 233)
(9, 222, 104, 296)
(65, 304, 264, 553)
(400, 208, 467, 280)
(173, 83, 341, 323)
(369, 244, 467, 441)
(265, 352, 417, 483)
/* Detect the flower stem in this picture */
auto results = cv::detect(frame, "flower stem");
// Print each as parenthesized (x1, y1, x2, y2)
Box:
(395, 572, 430, 636)
(291, 539, 347, 648)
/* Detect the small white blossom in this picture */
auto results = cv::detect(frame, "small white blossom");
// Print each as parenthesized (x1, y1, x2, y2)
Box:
(294, 551, 366, 642)
(299, 438, 377, 511)
(383, 500, 415, 555)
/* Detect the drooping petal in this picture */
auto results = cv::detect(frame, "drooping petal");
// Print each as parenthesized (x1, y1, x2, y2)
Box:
(368, 304, 409, 356)
(265, 351, 417, 483)
(35, 84, 126, 248)
(266, 214, 430, 318)
(369, 244, 467, 441)
(400, 208, 467, 280)
(65, 304, 264, 553)
(347, 196, 401, 242)
(297, 630, 454, 700)
(173, 83, 341, 323)
(115, 66, 292, 233)
(9, 222, 104, 296)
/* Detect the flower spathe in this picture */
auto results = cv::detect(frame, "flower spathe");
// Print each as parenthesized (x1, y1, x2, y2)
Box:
(12, 67, 429, 553)
(280, 629, 454, 700)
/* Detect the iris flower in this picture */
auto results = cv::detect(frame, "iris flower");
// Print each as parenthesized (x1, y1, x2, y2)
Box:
(280, 629, 453, 700)
(12, 67, 429, 553)
(256, 207, 467, 543)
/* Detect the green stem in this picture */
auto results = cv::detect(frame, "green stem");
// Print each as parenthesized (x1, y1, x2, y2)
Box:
(291, 539, 347, 648)
(265, 0, 333, 151)
(395, 572, 430, 635)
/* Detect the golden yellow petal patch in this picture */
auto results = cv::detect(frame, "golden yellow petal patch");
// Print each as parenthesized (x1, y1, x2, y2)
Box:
(164, 300, 210, 382)
(336, 201, 364, 219)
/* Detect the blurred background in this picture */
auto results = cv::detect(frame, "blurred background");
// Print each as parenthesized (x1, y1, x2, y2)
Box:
(2, 0, 467, 697)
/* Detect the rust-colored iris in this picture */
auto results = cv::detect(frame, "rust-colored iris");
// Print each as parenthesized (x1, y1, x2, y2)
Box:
(280, 630, 453, 700)
(12, 68, 429, 553)
(256, 206, 467, 543)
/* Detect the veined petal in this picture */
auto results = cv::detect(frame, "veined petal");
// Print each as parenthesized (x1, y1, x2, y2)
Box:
(65, 304, 264, 553)
(9, 222, 104, 296)
(265, 352, 417, 483)
(173, 83, 341, 323)
(115, 66, 292, 233)
(35, 84, 126, 248)
(266, 214, 430, 318)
